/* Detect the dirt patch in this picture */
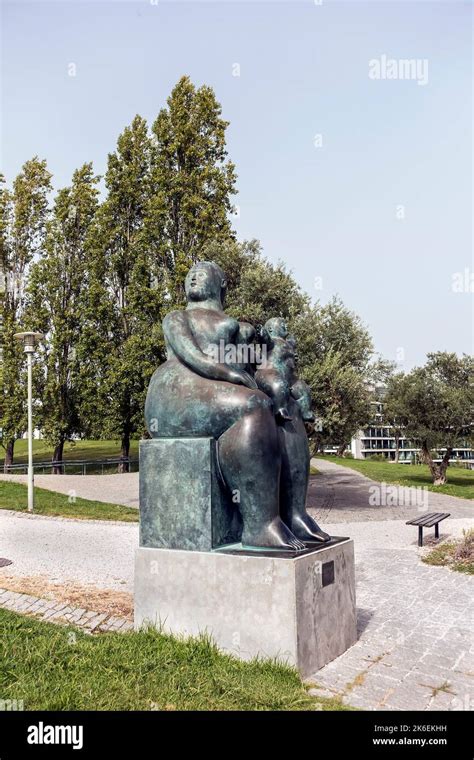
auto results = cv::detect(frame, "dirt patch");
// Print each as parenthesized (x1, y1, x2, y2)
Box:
(0, 574, 133, 619)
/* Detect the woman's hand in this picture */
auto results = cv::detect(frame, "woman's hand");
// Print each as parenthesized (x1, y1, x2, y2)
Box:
(227, 368, 259, 390)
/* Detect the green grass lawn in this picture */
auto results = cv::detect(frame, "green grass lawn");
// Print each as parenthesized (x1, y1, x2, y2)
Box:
(0, 481, 138, 522)
(0, 608, 348, 711)
(314, 455, 474, 500)
(7, 439, 140, 465)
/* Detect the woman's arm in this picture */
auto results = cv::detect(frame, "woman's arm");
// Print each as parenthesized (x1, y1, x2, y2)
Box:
(163, 311, 257, 388)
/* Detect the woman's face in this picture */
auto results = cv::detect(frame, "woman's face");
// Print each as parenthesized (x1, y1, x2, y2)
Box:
(185, 265, 221, 302)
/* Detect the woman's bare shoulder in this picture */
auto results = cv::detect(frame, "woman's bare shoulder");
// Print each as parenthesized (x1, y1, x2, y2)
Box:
(163, 310, 188, 328)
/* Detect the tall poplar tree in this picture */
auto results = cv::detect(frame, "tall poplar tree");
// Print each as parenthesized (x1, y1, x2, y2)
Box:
(148, 76, 237, 303)
(0, 159, 51, 469)
(25, 164, 100, 471)
(77, 116, 166, 470)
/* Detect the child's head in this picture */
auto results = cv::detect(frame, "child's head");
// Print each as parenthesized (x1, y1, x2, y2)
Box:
(263, 317, 288, 341)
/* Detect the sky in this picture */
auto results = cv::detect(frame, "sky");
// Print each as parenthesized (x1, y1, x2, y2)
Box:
(1, 0, 472, 369)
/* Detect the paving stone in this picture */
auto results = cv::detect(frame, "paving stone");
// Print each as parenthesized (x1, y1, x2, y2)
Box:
(52, 602, 69, 613)
(36, 600, 57, 613)
(85, 613, 108, 631)
(68, 608, 87, 622)
(81, 610, 97, 621)
(308, 686, 342, 700)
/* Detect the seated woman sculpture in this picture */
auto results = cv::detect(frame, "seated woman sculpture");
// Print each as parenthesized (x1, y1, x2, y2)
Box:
(145, 260, 328, 549)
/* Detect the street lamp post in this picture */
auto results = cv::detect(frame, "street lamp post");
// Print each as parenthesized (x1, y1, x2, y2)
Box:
(14, 332, 43, 512)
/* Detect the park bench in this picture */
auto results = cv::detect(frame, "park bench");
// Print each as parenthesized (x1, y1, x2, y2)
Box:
(406, 512, 450, 547)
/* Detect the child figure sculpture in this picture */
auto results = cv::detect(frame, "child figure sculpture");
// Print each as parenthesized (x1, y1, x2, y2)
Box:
(255, 318, 315, 423)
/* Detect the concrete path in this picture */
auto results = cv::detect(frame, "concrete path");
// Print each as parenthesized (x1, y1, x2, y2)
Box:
(0, 473, 139, 508)
(307, 517, 474, 711)
(0, 510, 137, 592)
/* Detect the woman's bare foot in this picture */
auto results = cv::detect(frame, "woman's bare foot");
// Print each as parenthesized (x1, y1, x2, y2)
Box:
(287, 513, 331, 543)
(242, 517, 305, 551)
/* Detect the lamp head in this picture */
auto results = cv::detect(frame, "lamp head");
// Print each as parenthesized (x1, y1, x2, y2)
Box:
(14, 331, 44, 354)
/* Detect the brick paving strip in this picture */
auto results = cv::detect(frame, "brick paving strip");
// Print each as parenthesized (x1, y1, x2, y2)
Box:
(0, 587, 133, 634)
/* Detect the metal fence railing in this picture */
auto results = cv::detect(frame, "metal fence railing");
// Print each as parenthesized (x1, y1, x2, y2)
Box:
(2, 458, 139, 475)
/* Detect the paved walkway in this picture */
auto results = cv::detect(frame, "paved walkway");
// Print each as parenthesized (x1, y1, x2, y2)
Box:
(305, 459, 473, 710)
(308, 457, 473, 523)
(0, 510, 137, 591)
(1, 458, 472, 711)
(306, 518, 473, 711)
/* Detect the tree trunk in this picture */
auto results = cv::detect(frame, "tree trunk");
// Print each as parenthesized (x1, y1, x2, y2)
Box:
(52, 439, 65, 475)
(3, 439, 14, 473)
(337, 443, 346, 457)
(420, 443, 452, 486)
(118, 435, 130, 474)
(435, 448, 452, 486)
(394, 433, 400, 464)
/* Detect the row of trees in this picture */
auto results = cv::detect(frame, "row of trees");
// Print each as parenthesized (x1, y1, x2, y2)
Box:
(0, 76, 378, 472)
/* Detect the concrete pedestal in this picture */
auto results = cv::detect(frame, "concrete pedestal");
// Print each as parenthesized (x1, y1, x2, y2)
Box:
(134, 538, 357, 676)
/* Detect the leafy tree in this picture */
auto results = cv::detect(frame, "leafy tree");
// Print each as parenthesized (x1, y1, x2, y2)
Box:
(302, 349, 372, 456)
(391, 353, 474, 484)
(25, 164, 100, 472)
(293, 298, 374, 454)
(148, 76, 237, 303)
(76, 117, 166, 470)
(382, 372, 409, 463)
(0, 159, 51, 469)
(294, 297, 373, 374)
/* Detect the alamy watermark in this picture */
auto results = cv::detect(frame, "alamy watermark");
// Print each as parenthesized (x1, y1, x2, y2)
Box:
(369, 55, 429, 86)
(369, 483, 428, 509)
(0, 699, 24, 711)
(451, 268, 474, 293)
(207, 340, 267, 366)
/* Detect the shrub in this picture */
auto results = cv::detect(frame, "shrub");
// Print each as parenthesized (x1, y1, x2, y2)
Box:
(454, 529, 474, 564)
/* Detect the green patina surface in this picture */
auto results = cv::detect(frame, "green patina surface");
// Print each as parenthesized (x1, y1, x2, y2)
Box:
(139, 437, 241, 551)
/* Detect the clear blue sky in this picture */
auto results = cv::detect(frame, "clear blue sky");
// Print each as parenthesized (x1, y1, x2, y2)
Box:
(2, 0, 472, 368)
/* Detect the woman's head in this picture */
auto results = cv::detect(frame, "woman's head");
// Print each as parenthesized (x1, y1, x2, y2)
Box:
(185, 261, 227, 305)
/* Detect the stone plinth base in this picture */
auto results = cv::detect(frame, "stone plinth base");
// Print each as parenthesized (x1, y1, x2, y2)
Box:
(134, 539, 357, 676)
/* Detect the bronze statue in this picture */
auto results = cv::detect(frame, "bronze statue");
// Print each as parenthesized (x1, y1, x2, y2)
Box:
(145, 261, 329, 550)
